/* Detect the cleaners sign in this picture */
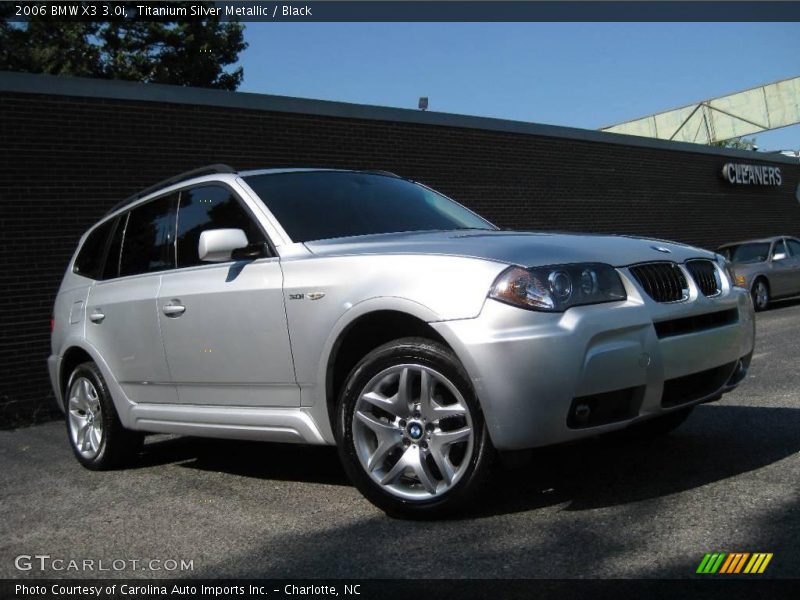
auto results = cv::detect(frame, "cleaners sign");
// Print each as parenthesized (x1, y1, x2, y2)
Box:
(722, 163, 782, 186)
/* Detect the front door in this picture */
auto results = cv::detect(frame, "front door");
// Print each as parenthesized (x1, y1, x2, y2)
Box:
(769, 239, 794, 298)
(157, 184, 298, 407)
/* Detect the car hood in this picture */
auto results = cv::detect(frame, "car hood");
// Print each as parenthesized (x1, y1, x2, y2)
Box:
(304, 230, 715, 267)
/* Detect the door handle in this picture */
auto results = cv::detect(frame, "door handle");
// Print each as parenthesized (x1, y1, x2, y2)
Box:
(162, 302, 186, 317)
(89, 310, 105, 323)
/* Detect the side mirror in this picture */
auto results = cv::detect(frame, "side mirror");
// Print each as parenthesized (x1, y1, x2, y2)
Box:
(231, 241, 269, 261)
(198, 229, 249, 262)
(773, 252, 787, 261)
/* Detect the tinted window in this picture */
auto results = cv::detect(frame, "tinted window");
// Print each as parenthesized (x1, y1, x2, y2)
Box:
(74, 218, 115, 279)
(786, 239, 800, 257)
(721, 243, 771, 264)
(176, 185, 266, 268)
(119, 194, 177, 277)
(772, 240, 788, 259)
(244, 172, 494, 242)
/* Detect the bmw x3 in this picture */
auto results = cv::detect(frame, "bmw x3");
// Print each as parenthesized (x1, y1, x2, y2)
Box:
(50, 166, 755, 517)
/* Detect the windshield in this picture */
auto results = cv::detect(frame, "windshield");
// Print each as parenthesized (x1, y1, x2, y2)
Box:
(719, 242, 771, 264)
(243, 171, 495, 242)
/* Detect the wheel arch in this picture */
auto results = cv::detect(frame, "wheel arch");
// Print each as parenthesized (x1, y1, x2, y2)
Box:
(60, 346, 95, 408)
(752, 275, 771, 303)
(57, 340, 135, 427)
(324, 306, 451, 434)
(752, 274, 771, 291)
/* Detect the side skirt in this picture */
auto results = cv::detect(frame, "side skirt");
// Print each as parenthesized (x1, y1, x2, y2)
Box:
(129, 403, 329, 445)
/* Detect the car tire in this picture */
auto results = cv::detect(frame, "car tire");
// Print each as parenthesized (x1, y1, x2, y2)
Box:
(336, 337, 494, 519)
(751, 279, 769, 311)
(65, 361, 144, 470)
(621, 406, 694, 440)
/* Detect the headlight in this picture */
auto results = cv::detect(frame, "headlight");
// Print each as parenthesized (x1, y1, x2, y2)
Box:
(489, 263, 626, 312)
(715, 254, 746, 288)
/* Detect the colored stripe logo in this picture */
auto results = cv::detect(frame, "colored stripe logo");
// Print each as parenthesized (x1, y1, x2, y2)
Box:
(696, 552, 773, 574)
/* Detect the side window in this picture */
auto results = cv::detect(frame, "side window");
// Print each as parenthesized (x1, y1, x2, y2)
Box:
(73, 218, 116, 280)
(772, 239, 788, 260)
(786, 239, 800, 258)
(119, 193, 177, 277)
(176, 185, 266, 268)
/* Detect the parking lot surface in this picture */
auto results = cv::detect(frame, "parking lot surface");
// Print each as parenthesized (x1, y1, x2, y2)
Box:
(2, 301, 798, 579)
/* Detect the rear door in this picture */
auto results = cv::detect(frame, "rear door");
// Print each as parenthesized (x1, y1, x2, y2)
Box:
(85, 194, 178, 404)
(157, 183, 298, 407)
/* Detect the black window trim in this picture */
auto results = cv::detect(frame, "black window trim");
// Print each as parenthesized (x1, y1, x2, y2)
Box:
(112, 212, 130, 279)
(115, 191, 178, 280)
(87, 181, 277, 283)
(93, 190, 176, 282)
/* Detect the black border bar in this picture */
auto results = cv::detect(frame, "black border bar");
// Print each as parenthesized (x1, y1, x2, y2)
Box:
(7, 1, 800, 23)
(3, 579, 800, 600)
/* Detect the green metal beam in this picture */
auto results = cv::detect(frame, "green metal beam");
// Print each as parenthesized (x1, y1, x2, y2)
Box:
(601, 76, 800, 144)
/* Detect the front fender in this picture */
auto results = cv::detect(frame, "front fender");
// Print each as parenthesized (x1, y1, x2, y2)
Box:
(314, 295, 442, 400)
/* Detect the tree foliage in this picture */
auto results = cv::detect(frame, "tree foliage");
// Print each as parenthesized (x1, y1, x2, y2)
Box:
(712, 137, 758, 151)
(0, 2, 247, 90)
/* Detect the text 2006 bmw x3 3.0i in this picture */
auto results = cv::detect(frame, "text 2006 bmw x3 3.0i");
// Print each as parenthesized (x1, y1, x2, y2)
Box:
(50, 165, 755, 518)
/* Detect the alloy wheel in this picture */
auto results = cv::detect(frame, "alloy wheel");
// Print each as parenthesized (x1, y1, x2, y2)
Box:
(753, 281, 769, 310)
(68, 376, 104, 459)
(351, 364, 474, 501)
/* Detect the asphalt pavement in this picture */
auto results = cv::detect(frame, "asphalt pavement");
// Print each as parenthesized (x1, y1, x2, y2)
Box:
(2, 300, 799, 580)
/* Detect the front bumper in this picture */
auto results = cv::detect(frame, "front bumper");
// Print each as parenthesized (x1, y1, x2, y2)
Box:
(432, 285, 755, 451)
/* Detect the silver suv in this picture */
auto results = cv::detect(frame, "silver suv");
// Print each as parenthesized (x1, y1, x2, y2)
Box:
(50, 166, 755, 517)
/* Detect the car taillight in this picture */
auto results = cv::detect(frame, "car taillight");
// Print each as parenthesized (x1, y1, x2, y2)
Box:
(50, 316, 55, 332)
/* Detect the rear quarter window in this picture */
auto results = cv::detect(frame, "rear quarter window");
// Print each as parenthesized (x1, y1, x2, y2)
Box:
(73, 218, 116, 280)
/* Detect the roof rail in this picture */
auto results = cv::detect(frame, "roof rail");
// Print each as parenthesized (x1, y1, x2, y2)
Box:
(107, 164, 236, 215)
(360, 170, 401, 178)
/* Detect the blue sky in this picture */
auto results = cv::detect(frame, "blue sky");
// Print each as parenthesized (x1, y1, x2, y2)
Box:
(237, 22, 800, 153)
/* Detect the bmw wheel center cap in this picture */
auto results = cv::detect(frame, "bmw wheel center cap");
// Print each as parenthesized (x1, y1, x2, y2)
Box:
(407, 422, 423, 440)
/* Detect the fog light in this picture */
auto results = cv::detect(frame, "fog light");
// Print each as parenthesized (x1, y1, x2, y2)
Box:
(574, 403, 591, 421)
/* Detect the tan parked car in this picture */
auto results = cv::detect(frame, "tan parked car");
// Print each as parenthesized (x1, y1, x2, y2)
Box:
(718, 236, 800, 310)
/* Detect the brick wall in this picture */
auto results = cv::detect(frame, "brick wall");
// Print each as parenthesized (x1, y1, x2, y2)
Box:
(1, 77, 799, 427)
